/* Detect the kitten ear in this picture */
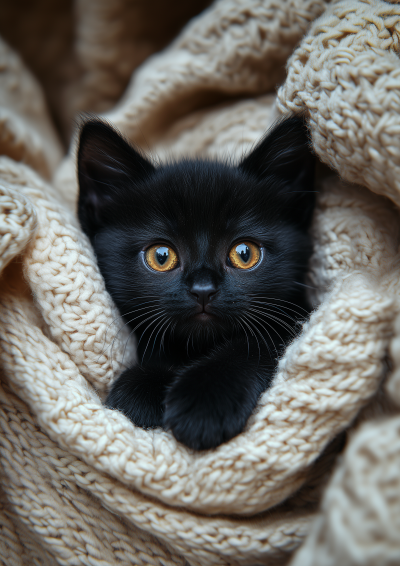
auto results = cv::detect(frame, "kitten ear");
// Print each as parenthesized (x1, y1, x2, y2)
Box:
(239, 117, 315, 227)
(77, 119, 155, 236)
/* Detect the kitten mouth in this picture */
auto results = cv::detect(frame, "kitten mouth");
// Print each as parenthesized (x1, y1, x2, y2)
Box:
(193, 312, 214, 322)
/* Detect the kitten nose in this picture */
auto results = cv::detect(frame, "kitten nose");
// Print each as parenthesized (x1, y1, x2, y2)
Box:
(190, 282, 218, 308)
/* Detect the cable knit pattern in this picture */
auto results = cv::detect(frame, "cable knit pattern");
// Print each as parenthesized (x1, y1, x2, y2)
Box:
(0, 0, 400, 564)
(277, 0, 400, 207)
(0, 185, 37, 273)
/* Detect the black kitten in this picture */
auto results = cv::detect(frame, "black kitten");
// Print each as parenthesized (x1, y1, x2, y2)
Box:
(77, 116, 315, 450)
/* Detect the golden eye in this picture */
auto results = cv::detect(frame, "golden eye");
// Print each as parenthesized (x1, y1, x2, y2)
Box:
(228, 242, 261, 269)
(145, 245, 178, 272)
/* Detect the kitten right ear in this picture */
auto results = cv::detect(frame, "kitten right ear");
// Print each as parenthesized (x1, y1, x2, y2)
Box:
(239, 116, 315, 228)
(77, 119, 155, 237)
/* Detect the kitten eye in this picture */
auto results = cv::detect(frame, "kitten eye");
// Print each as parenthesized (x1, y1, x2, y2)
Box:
(228, 242, 261, 269)
(145, 245, 179, 272)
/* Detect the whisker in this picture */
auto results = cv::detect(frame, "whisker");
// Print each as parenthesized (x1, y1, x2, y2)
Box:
(120, 309, 165, 365)
(294, 281, 317, 290)
(248, 308, 298, 338)
(160, 318, 173, 354)
(141, 314, 168, 362)
(255, 305, 299, 324)
(248, 295, 310, 313)
(237, 317, 250, 357)
(98, 302, 162, 360)
(243, 313, 276, 359)
(250, 300, 306, 319)
(150, 315, 171, 359)
(258, 306, 302, 332)
(241, 315, 261, 362)
(262, 313, 299, 338)
(109, 307, 164, 363)
(135, 314, 167, 364)
(247, 310, 293, 360)
(96, 301, 161, 363)
(118, 295, 161, 308)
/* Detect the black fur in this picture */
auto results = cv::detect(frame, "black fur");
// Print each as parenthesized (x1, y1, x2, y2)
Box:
(77, 116, 315, 450)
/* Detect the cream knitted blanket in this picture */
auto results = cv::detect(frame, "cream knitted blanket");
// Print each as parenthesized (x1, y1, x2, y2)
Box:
(1, 1, 400, 564)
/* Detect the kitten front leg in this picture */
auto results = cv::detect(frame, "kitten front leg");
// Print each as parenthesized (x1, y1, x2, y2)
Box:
(105, 364, 174, 428)
(163, 340, 274, 450)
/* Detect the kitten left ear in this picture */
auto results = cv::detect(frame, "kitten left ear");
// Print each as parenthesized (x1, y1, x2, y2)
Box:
(77, 119, 155, 237)
(239, 116, 316, 227)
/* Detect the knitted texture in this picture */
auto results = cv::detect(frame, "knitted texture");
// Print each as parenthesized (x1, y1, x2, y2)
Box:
(1, 0, 400, 564)
(0, 184, 37, 274)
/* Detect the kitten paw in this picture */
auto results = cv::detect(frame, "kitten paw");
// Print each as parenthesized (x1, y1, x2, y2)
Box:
(163, 362, 256, 450)
(105, 365, 173, 428)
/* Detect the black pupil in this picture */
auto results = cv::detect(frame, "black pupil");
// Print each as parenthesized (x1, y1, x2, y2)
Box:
(156, 247, 169, 266)
(236, 243, 250, 263)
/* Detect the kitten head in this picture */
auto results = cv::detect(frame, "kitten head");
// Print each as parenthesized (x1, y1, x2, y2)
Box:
(77, 117, 315, 360)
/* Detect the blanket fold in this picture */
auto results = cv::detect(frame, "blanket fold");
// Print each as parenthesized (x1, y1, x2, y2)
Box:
(0, 1, 400, 565)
